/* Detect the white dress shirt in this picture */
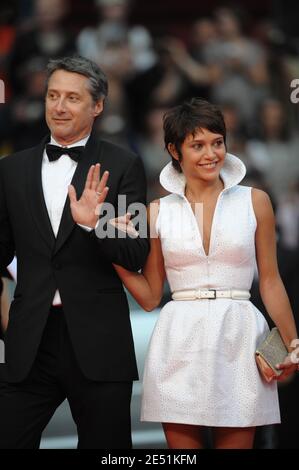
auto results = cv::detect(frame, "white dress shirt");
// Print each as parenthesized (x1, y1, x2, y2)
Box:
(42, 135, 90, 305)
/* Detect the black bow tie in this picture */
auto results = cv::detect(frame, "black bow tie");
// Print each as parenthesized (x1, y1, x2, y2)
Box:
(46, 144, 85, 163)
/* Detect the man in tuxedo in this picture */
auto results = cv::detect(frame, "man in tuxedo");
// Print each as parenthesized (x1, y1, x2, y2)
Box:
(0, 55, 149, 448)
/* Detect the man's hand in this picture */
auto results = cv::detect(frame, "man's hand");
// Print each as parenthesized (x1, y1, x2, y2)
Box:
(68, 163, 109, 228)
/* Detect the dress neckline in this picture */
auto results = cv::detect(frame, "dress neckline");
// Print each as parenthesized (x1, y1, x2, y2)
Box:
(159, 153, 247, 258)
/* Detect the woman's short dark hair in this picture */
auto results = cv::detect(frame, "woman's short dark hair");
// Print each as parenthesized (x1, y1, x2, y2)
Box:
(163, 98, 226, 172)
(46, 55, 108, 103)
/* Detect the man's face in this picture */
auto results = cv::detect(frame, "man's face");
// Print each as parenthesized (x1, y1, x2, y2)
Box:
(45, 69, 103, 146)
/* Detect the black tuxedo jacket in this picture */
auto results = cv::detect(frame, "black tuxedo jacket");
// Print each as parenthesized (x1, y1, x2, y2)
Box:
(0, 132, 149, 383)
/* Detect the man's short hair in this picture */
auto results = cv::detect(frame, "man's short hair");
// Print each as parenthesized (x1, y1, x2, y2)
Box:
(46, 55, 108, 103)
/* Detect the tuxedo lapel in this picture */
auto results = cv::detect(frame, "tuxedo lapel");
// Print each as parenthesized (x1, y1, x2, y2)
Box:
(27, 136, 56, 250)
(53, 132, 102, 255)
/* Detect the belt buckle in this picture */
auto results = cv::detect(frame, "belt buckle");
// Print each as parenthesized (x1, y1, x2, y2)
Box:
(208, 289, 217, 299)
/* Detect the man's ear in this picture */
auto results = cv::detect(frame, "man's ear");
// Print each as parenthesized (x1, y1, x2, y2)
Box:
(167, 143, 180, 161)
(94, 99, 104, 117)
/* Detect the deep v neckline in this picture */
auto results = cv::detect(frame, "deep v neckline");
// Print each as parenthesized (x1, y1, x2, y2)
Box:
(159, 155, 247, 257)
(184, 189, 224, 258)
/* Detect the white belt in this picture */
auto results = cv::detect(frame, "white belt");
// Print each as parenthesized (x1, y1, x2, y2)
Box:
(172, 289, 251, 301)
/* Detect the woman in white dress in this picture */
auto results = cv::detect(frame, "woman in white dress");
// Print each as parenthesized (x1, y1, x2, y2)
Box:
(113, 98, 298, 449)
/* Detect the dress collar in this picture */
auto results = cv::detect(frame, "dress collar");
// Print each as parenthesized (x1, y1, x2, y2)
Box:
(159, 153, 246, 196)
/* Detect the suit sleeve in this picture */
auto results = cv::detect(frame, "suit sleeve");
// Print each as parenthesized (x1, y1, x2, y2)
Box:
(0, 159, 15, 271)
(90, 155, 150, 271)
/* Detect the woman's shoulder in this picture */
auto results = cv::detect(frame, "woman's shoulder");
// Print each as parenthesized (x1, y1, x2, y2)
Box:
(147, 195, 179, 235)
(147, 199, 160, 222)
(229, 185, 273, 222)
(251, 188, 274, 222)
(251, 187, 272, 206)
(148, 199, 160, 215)
(233, 184, 269, 202)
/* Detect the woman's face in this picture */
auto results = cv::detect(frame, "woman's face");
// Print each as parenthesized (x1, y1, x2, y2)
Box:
(173, 127, 226, 183)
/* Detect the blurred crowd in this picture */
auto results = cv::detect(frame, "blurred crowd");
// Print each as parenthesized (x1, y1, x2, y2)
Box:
(0, 0, 299, 448)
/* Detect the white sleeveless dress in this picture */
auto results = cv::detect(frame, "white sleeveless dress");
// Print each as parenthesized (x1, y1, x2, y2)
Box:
(141, 153, 280, 427)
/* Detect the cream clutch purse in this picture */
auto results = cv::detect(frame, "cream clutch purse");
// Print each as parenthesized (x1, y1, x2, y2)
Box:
(255, 327, 288, 382)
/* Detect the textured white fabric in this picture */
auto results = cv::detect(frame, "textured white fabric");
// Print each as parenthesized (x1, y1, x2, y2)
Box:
(42, 135, 89, 305)
(141, 153, 280, 427)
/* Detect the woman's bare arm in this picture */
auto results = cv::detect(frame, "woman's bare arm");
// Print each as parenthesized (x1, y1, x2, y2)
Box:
(252, 188, 298, 378)
(113, 200, 166, 311)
